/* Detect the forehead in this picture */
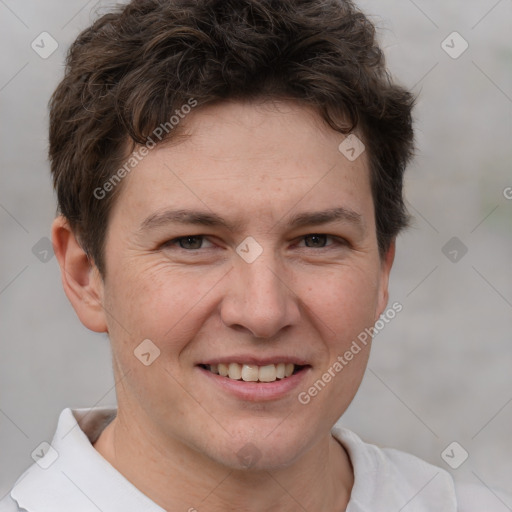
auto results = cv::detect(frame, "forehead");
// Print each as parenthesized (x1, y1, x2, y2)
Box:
(109, 100, 374, 231)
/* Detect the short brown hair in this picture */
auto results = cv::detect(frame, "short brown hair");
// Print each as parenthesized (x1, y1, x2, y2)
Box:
(49, 0, 414, 275)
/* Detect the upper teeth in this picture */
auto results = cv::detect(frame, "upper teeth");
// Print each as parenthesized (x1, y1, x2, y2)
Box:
(208, 363, 296, 382)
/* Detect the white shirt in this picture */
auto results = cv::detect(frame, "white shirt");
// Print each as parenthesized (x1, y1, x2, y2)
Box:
(1, 408, 510, 511)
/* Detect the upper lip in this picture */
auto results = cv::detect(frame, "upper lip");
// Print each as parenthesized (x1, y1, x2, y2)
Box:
(198, 356, 311, 366)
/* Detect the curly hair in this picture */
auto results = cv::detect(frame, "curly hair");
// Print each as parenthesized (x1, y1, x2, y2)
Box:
(49, 0, 414, 275)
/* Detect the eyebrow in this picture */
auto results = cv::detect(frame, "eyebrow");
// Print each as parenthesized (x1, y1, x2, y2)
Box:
(139, 209, 242, 232)
(285, 207, 363, 231)
(139, 206, 363, 233)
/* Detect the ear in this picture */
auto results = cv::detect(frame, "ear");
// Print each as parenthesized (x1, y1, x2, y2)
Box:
(375, 240, 396, 321)
(51, 216, 108, 333)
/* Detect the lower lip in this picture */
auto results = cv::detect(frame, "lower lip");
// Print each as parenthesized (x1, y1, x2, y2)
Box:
(197, 366, 311, 402)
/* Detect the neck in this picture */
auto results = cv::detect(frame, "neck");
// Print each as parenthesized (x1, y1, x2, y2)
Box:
(94, 410, 353, 512)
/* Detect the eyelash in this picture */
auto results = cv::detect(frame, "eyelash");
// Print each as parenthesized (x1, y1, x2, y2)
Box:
(161, 234, 347, 251)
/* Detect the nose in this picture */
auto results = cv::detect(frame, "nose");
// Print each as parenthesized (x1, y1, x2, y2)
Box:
(220, 254, 301, 339)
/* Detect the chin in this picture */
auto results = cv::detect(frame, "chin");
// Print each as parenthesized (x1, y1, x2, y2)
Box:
(205, 426, 312, 472)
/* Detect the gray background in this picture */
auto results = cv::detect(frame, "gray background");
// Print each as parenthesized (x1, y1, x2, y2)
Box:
(1, 0, 511, 501)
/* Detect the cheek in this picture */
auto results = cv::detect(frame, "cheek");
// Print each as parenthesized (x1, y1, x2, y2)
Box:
(302, 265, 380, 341)
(103, 262, 225, 357)
(294, 270, 378, 427)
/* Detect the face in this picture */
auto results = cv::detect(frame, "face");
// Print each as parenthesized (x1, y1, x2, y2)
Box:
(84, 101, 393, 470)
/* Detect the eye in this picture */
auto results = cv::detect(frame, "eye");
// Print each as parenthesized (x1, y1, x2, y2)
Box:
(300, 234, 335, 248)
(163, 235, 214, 250)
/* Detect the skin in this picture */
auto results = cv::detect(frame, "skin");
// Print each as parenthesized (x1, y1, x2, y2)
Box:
(53, 100, 395, 511)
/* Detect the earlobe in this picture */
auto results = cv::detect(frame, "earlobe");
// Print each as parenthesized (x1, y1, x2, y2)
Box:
(51, 216, 108, 333)
(375, 241, 396, 320)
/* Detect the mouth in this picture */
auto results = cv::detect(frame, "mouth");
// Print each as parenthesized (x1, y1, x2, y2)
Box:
(198, 362, 308, 383)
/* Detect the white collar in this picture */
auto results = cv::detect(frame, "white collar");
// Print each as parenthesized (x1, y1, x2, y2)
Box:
(10, 408, 457, 512)
(332, 426, 457, 511)
(11, 408, 164, 512)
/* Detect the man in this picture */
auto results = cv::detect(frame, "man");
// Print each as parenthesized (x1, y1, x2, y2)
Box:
(1, 0, 510, 510)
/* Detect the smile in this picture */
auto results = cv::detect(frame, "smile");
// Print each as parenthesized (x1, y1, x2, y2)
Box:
(199, 363, 306, 383)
